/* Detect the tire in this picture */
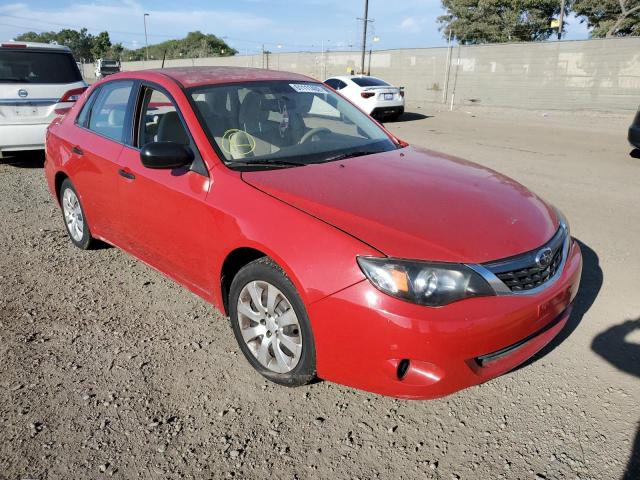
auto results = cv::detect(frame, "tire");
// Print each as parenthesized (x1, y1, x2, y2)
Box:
(229, 257, 316, 387)
(59, 178, 94, 250)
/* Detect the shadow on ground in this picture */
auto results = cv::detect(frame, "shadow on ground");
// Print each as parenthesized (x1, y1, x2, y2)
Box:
(0, 150, 45, 168)
(630, 149, 640, 159)
(385, 111, 431, 123)
(592, 318, 640, 480)
(519, 239, 602, 369)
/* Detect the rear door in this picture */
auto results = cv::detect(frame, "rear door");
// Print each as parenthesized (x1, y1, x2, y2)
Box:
(116, 83, 212, 293)
(0, 46, 85, 127)
(63, 80, 136, 244)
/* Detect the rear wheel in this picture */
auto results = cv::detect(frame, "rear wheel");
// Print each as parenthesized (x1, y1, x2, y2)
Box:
(229, 257, 316, 387)
(60, 178, 94, 250)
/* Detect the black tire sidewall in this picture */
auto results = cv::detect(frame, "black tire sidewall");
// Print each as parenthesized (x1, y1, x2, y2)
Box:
(59, 179, 93, 250)
(229, 258, 316, 387)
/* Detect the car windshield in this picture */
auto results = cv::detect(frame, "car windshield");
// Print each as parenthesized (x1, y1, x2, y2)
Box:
(0, 49, 82, 84)
(351, 77, 390, 87)
(190, 81, 398, 168)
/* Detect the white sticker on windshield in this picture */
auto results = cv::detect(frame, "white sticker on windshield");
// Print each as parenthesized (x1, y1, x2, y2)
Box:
(289, 83, 327, 94)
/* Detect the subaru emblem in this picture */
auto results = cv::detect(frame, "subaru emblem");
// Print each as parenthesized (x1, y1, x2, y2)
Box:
(18, 89, 28, 98)
(535, 247, 553, 268)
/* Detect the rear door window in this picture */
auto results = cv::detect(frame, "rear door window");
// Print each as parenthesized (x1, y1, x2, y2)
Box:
(0, 49, 82, 84)
(88, 81, 134, 143)
(76, 87, 100, 127)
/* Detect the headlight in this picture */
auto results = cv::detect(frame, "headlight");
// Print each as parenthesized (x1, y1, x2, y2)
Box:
(357, 257, 495, 307)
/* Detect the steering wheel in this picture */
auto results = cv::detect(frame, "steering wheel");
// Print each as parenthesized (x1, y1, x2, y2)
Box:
(299, 127, 331, 144)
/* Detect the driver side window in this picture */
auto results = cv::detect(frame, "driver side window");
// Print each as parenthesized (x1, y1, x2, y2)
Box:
(138, 88, 189, 147)
(136, 86, 208, 177)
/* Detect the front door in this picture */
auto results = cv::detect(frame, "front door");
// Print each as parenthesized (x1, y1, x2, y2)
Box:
(117, 84, 212, 293)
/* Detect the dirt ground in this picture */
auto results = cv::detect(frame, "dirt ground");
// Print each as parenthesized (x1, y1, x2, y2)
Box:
(1, 105, 639, 480)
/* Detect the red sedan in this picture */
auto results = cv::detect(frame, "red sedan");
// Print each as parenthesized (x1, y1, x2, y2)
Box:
(44, 67, 582, 399)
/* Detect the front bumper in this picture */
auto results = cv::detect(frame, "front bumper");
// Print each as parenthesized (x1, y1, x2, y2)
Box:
(0, 122, 48, 152)
(308, 240, 582, 399)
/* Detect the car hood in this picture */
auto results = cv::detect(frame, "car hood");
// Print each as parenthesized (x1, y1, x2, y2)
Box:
(241, 146, 559, 263)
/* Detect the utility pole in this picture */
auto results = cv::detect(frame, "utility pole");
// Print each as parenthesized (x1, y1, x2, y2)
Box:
(143, 13, 150, 61)
(261, 44, 265, 69)
(442, 29, 453, 104)
(558, 0, 566, 39)
(358, 0, 370, 74)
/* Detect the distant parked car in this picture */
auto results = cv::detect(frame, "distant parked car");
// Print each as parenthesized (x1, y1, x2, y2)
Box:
(94, 58, 121, 80)
(324, 75, 404, 121)
(0, 41, 87, 156)
(629, 106, 640, 150)
(45, 67, 582, 400)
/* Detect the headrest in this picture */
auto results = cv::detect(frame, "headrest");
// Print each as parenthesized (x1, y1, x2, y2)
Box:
(157, 111, 189, 145)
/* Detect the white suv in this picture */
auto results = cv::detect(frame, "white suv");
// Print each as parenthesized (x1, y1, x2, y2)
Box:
(0, 41, 87, 156)
(324, 75, 405, 121)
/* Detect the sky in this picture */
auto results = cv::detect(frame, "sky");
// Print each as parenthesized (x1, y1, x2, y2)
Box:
(0, 0, 591, 53)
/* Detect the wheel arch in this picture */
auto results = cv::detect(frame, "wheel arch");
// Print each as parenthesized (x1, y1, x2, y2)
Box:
(218, 243, 313, 316)
(220, 247, 268, 315)
(54, 171, 69, 203)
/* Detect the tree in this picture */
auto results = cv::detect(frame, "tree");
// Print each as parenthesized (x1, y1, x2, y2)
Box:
(438, 0, 562, 44)
(15, 28, 237, 62)
(120, 31, 237, 61)
(573, 0, 640, 37)
(15, 28, 95, 61)
(91, 31, 112, 59)
(57, 28, 94, 60)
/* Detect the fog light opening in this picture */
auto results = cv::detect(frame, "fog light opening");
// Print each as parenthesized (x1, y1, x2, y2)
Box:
(397, 359, 410, 380)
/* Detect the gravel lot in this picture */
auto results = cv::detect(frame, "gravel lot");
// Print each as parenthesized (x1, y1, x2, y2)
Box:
(1, 105, 639, 480)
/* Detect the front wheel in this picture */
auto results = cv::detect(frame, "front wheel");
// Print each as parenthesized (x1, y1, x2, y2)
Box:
(229, 257, 316, 387)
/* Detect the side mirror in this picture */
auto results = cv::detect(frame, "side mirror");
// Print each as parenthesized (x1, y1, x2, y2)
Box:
(140, 141, 194, 169)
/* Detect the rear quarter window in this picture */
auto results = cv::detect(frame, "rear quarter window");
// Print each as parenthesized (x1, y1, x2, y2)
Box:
(351, 77, 390, 87)
(0, 49, 82, 84)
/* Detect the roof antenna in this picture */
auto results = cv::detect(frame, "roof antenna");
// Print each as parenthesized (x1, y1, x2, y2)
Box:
(161, 49, 167, 68)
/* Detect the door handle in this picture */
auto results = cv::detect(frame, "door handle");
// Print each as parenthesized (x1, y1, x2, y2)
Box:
(118, 169, 136, 180)
(72, 146, 83, 155)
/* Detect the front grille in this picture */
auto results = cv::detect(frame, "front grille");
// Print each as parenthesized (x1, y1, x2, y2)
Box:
(483, 227, 567, 292)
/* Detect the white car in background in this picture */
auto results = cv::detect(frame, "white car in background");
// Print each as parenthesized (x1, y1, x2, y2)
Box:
(324, 75, 405, 121)
(0, 41, 87, 156)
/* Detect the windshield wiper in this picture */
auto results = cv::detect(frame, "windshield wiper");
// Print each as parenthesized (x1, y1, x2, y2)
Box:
(227, 159, 307, 168)
(318, 151, 374, 163)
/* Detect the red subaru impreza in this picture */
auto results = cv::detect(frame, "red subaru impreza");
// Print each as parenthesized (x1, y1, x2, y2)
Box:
(44, 67, 582, 399)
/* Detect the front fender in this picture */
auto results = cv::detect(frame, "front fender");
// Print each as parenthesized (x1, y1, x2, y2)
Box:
(205, 170, 382, 312)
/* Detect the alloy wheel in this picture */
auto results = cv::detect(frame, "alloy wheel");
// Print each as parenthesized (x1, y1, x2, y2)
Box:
(62, 188, 84, 242)
(236, 280, 303, 373)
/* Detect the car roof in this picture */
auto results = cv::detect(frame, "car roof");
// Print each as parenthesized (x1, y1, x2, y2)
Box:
(130, 66, 317, 89)
(1, 41, 72, 52)
(328, 75, 382, 81)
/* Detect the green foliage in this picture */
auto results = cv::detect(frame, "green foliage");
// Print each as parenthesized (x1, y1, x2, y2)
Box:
(14, 29, 235, 62)
(573, 0, 640, 37)
(438, 0, 562, 43)
(121, 31, 237, 61)
(91, 31, 112, 60)
(14, 28, 122, 61)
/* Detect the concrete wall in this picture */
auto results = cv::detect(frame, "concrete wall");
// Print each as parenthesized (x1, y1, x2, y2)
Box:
(84, 37, 640, 112)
